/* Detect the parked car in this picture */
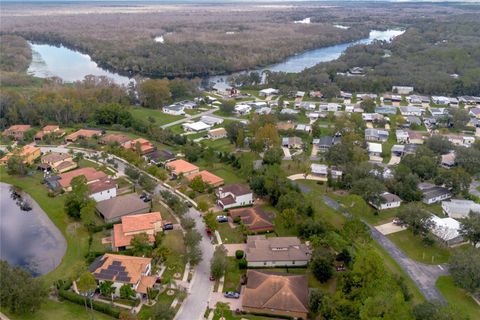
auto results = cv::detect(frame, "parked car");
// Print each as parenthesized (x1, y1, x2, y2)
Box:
(224, 291, 240, 299)
(143, 195, 152, 202)
(216, 215, 228, 223)
(163, 222, 174, 231)
(139, 193, 147, 199)
(209, 275, 216, 281)
(336, 264, 346, 272)
(185, 201, 193, 208)
(392, 218, 401, 225)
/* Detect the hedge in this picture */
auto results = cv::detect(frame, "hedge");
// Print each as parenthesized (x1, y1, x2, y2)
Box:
(59, 290, 121, 318)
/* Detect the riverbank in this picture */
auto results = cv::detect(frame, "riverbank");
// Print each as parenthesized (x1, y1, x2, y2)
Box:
(0, 167, 90, 286)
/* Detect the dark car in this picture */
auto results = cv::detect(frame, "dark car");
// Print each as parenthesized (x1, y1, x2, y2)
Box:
(216, 215, 228, 223)
(163, 222, 174, 231)
(143, 196, 152, 202)
(224, 291, 240, 299)
(185, 201, 193, 208)
(139, 193, 147, 199)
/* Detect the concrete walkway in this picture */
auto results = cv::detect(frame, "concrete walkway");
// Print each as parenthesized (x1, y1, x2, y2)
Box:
(323, 195, 448, 302)
(375, 221, 406, 235)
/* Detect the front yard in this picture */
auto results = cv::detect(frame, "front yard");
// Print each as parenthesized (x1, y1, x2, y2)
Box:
(216, 222, 245, 244)
(130, 106, 185, 126)
(223, 257, 245, 293)
(162, 230, 187, 280)
(436, 276, 480, 319)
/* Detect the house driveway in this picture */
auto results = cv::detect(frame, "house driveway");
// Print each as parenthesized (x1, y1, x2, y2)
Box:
(223, 244, 247, 257)
(375, 222, 406, 235)
(282, 147, 292, 160)
(323, 195, 448, 302)
(469, 180, 480, 198)
(388, 155, 401, 166)
(287, 174, 327, 182)
(208, 287, 244, 311)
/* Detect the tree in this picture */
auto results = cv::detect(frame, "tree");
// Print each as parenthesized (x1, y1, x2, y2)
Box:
(262, 147, 283, 165)
(451, 108, 470, 130)
(311, 256, 334, 283)
(64, 175, 89, 219)
(219, 100, 235, 115)
(413, 301, 468, 320)
(350, 177, 385, 204)
(77, 272, 97, 318)
(448, 248, 480, 295)
(425, 136, 453, 155)
(186, 244, 203, 266)
(396, 203, 433, 236)
(138, 174, 156, 192)
(189, 175, 205, 193)
(279, 208, 296, 229)
(210, 246, 227, 279)
(80, 199, 97, 228)
(0, 261, 47, 314)
(99, 281, 115, 301)
(138, 79, 171, 108)
(120, 284, 135, 299)
(203, 212, 217, 231)
(152, 301, 176, 320)
(360, 97, 376, 113)
(197, 200, 209, 213)
(459, 212, 480, 247)
(434, 168, 471, 196)
(455, 147, 480, 175)
(308, 289, 326, 314)
(130, 232, 152, 257)
(6, 155, 27, 176)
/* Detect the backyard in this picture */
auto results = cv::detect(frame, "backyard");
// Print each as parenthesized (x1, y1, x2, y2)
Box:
(130, 106, 185, 126)
(216, 222, 245, 244)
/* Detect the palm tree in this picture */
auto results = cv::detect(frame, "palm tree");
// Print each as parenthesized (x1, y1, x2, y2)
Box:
(77, 272, 97, 320)
(215, 302, 230, 320)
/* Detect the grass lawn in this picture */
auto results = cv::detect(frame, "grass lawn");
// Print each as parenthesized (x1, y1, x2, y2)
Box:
(195, 193, 216, 208)
(436, 276, 480, 319)
(90, 231, 110, 253)
(152, 201, 178, 223)
(223, 257, 245, 292)
(216, 222, 245, 244)
(130, 107, 185, 126)
(78, 159, 114, 175)
(2, 299, 115, 320)
(138, 291, 177, 320)
(387, 230, 451, 264)
(212, 309, 276, 320)
(195, 160, 246, 185)
(201, 138, 235, 153)
(115, 177, 132, 189)
(0, 168, 90, 286)
(162, 230, 186, 280)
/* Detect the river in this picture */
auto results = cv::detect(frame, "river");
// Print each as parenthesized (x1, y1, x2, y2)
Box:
(0, 183, 66, 276)
(27, 28, 404, 86)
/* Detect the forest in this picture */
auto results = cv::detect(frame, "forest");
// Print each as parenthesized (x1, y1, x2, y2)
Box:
(0, 1, 471, 78)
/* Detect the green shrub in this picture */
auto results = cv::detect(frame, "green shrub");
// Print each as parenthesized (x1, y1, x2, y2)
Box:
(235, 250, 244, 259)
(233, 216, 241, 223)
(238, 258, 247, 269)
(58, 290, 121, 318)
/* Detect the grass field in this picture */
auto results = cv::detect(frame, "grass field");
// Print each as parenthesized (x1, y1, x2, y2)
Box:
(130, 107, 185, 126)
(2, 300, 115, 320)
(0, 167, 90, 286)
(387, 230, 451, 264)
(201, 138, 235, 153)
(223, 257, 245, 292)
(436, 276, 480, 319)
(162, 230, 186, 280)
(216, 223, 245, 244)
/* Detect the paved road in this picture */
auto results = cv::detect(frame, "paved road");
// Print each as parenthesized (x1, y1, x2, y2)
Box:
(322, 195, 448, 302)
(175, 209, 215, 320)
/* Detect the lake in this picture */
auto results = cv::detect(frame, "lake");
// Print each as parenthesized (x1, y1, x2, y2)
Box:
(27, 29, 404, 86)
(0, 183, 66, 276)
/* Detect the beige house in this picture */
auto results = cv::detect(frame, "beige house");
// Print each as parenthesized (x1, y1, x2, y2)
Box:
(245, 235, 311, 267)
(112, 212, 163, 251)
(41, 152, 77, 173)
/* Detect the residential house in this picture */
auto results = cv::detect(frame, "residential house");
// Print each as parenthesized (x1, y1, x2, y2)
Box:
(400, 106, 425, 117)
(255, 107, 272, 115)
(313, 136, 340, 152)
(442, 199, 480, 219)
(310, 164, 328, 178)
(430, 216, 463, 247)
(88, 178, 117, 202)
(357, 93, 377, 101)
(58, 167, 107, 191)
(88, 254, 155, 298)
(408, 95, 430, 105)
(444, 134, 475, 147)
(162, 104, 185, 115)
(0, 145, 41, 165)
(165, 159, 199, 177)
(182, 121, 212, 132)
(405, 116, 422, 127)
(295, 124, 312, 133)
(245, 235, 311, 267)
(375, 105, 397, 115)
(234, 104, 252, 115)
(216, 184, 253, 209)
(276, 121, 295, 131)
(145, 149, 175, 165)
(40, 152, 77, 173)
(367, 142, 383, 160)
(396, 130, 409, 144)
(408, 131, 425, 144)
(441, 152, 456, 168)
(2, 125, 32, 141)
(96, 193, 150, 223)
(99, 134, 131, 145)
(383, 94, 402, 105)
(362, 113, 384, 122)
(200, 116, 224, 126)
(403, 144, 418, 155)
(392, 86, 414, 95)
(259, 88, 279, 97)
(348, 67, 365, 76)
(365, 128, 389, 142)
(65, 129, 102, 142)
(370, 192, 401, 210)
(280, 108, 300, 115)
(309, 91, 322, 98)
(340, 91, 353, 100)
(34, 125, 64, 141)
(229, 207, 274, 233)
(419, 183, 451, 204)
(296, 91, 305, 99)
(297, 102, 316, 111)
(320, 103, 341, 112)
(208, 128, 227, 140)
(282, 137, 303, 149)
(242, 270, 308, 319)
(459, 96, 480, 106)
(112, 212, 162, 251)
(429, 108, 448, 118)
(391, 144, 405, 157)
(187, 170, 224, 187)
(432, 96, 451, 105)
(122, 138, 155, 155)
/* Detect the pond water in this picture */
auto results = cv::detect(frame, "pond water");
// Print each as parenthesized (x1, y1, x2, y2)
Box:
(28, 43, 134, 86)
(0, 183, 66, 276)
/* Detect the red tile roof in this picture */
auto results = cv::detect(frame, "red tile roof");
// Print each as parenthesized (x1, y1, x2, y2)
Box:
(186, 170, 224, 186)
(59, 167, 107, 188)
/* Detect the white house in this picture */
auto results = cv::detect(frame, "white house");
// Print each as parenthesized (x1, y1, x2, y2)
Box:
(396, 130, 410, 144)
(235, 104, 252, 115)
(367, 142, 383, 159)
(245, 235, 311, 267)
(419, 183, 451, 204)
(259, 88, 279, 97)
(442, 199, 480, 219)
(88, 178, 117, 202)
(365, 128, 389, 142)
(182, 121, 212, 132)
(297, 102, 316, 111)
(399, 106, 425, 117)
(370, 192, 401, 210)
(216, 184, 253, 209)
(310, 164, 328, 177)
(200, 115, 224, 126)
(392, 86, 414, 95)
(430, 216, 463, 247)
(162, 104, 185, 115)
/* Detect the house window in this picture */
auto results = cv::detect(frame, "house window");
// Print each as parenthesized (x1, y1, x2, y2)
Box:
(292, 261, 295, 265)
(264, 262, 267, 266)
